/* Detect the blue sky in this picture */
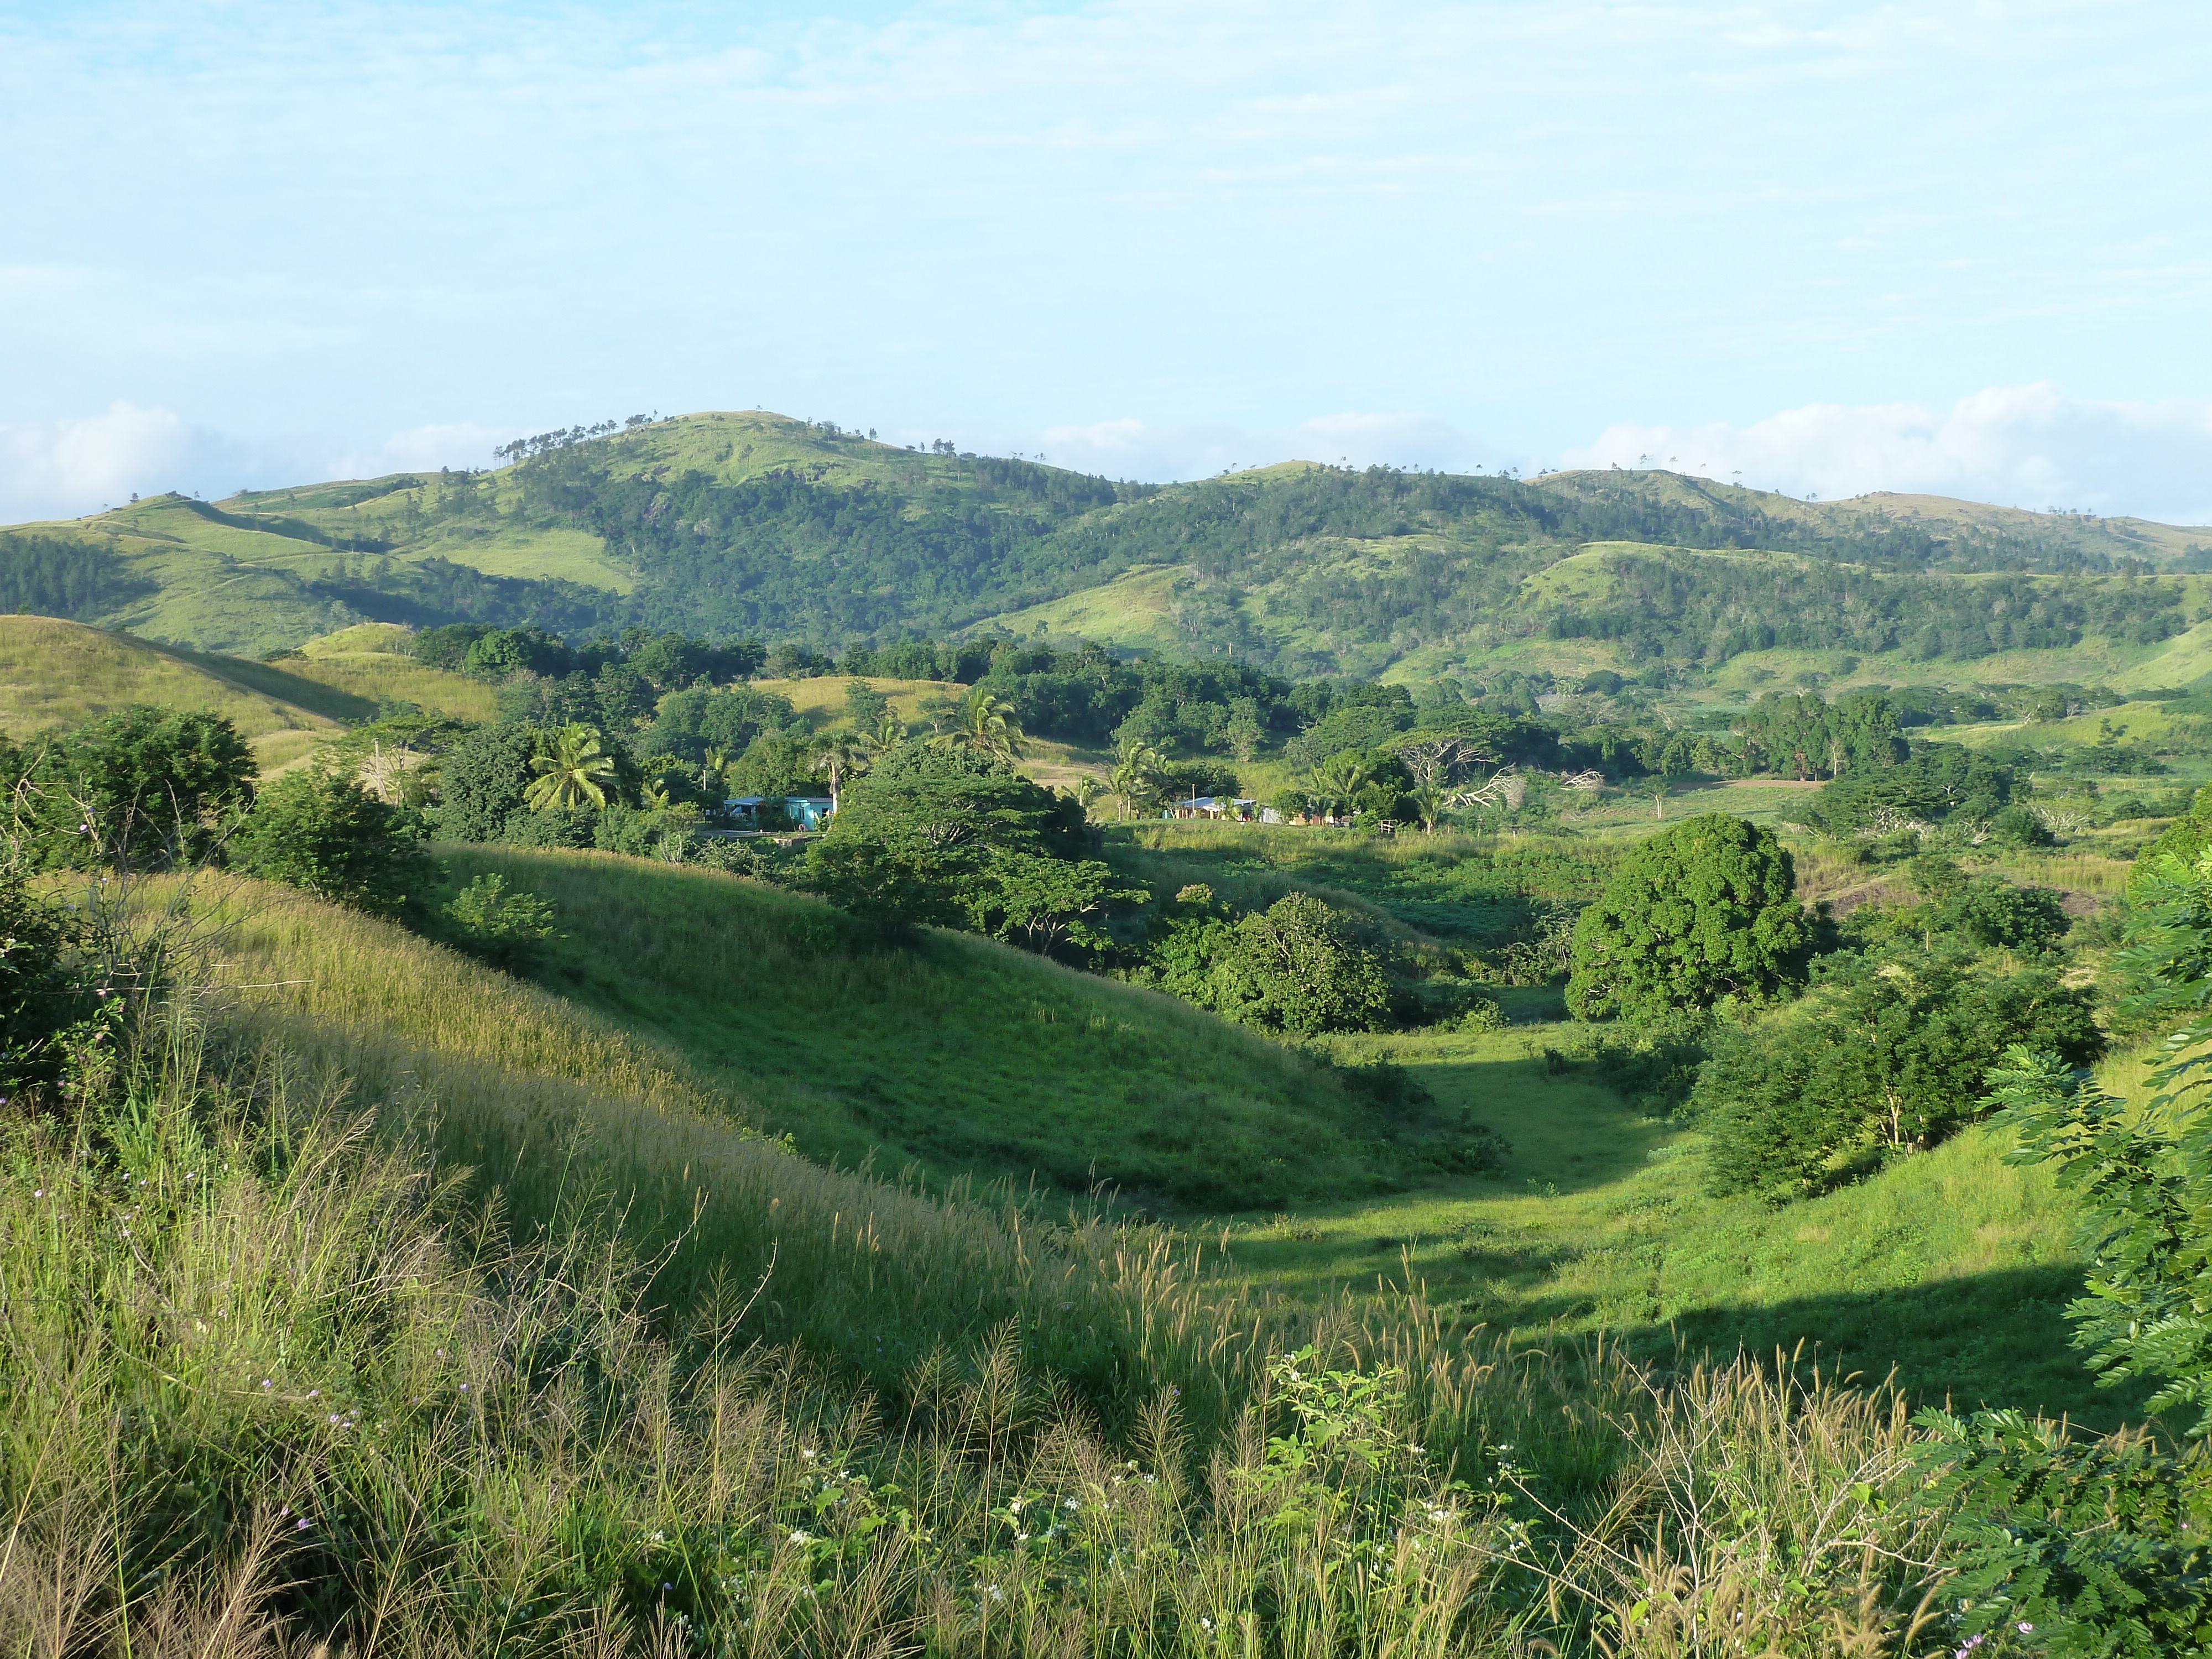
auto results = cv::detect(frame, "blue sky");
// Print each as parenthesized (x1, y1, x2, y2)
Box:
(3, 0, 2209, 520)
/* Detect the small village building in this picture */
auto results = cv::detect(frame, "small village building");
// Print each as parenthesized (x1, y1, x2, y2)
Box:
(1166, 796, 1261, 821)
(727, 795, 837, 831)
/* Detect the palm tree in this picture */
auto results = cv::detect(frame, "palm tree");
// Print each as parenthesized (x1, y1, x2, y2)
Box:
(1067, 775, 1108, 820)
(858, 709, 907, 762)
(932, 691, 1026, 763)
(525, 724, 618, 811)
(1109, 738, 1166, 820)
(1306, 751, 1376, 820)
(1408, 780, 1451, 833)
(815, 732, 864, 814)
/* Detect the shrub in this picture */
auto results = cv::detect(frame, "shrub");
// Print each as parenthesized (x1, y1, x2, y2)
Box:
(0, 869, 80, 1094)
(1844, 857, 2073, 954)
(227, 768, 427, 916)
(4, 707, 255, 873)
(1697, 958, 2103, 1201)
(2126, 778, 2212, 902)
(441, 873, 559, 969)
(1566, 815, 1811, 1021)
(1208, 893, 1393, 1036)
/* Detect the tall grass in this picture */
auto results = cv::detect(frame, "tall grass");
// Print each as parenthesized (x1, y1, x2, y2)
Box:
(0, 992, 1959, 1656)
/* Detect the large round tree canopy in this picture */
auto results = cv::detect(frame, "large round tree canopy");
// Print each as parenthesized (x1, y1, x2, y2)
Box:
(1566, 814, 1812, 1021)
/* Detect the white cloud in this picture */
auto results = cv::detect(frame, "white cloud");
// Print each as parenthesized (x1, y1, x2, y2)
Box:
(0, 401, 248, 523)
(0, 408, 519, 523)
(325, 422, 512, 481)
(1561, 385, 2212, 525)
(1032, 410, 1495, 481)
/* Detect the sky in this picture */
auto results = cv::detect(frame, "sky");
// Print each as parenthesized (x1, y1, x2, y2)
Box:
(2, 0, 2209, 523)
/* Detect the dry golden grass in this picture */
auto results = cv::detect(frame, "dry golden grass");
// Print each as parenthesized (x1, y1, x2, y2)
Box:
(0, 614, 349, 740)
(754, 675, 966, 728)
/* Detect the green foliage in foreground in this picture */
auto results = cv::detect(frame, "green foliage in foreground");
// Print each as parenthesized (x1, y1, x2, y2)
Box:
(4, 845, 2200, 1652)
(1887, 860, 2212, 1656)
(1565, 815, 1811, 1021)
(3, 705, 257, 873)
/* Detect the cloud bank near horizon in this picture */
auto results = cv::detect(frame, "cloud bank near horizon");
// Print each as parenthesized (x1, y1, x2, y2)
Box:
(1561, 386, 2212, 526)
(4, 387, 2209, 530)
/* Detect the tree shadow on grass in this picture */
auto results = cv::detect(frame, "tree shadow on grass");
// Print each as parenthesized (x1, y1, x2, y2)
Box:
(1594, 1266, 2157, 1435)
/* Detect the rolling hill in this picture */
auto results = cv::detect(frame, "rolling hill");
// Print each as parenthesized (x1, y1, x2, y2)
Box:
(0, 613, 493, 762)
(6, 409, 2207, 685)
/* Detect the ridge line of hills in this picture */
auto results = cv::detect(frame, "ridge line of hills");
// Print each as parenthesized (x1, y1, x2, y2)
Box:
(4, 409, 2208, 691)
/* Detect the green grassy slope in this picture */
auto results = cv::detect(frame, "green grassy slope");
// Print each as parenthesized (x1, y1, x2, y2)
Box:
(1236, 1018, 2138, 1427)
(1099, 820, 2140, 1426)
(0, 614, 353, 767)
(39, 866, 1993, 1655)
(0, 613, 491, 767)
(431, 845, 1464, 1210)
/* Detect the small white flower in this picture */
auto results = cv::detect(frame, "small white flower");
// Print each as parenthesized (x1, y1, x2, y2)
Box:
(788, 1529, 813, 1546)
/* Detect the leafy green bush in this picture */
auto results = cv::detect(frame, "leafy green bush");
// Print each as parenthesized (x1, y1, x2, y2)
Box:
(227, 768, 427, 916)
(2126, 779, 2212, 902)
(0, 869, 81, 1095)
(1566, 815, 1811, 1021)
(1903, 868, 2212, 1658)
(3, 706, 255, 872)
(1912, 1405, 2210, 1657)
(1841, 857, 2073, 954)
(1204, 893, 1394, 1036)
(441, 873, 560, 968)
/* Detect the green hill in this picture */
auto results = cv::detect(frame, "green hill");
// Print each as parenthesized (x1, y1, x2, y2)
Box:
(422, 844, 1473, 1211)
(7, 410, 2206, 680)
(0, 614, 492, 770)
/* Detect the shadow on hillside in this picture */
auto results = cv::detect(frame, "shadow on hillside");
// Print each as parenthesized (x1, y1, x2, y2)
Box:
(1590, 1265, 2157, 1434)
(1390, 1048, 1662, 1196)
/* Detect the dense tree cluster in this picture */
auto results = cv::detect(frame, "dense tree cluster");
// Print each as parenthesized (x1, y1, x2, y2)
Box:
(1695, 858, 2100, 1200)
(0, 533, 140, 619)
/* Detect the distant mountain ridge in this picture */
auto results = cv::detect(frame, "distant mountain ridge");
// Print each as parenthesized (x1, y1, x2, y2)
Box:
(5, 409, 2207, 682)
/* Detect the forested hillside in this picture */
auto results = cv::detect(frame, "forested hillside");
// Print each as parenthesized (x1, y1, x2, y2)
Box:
(6, 409, 2207, 676)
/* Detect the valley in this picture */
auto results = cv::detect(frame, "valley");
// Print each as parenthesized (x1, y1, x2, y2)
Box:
(6, 441, 2211, 1652)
